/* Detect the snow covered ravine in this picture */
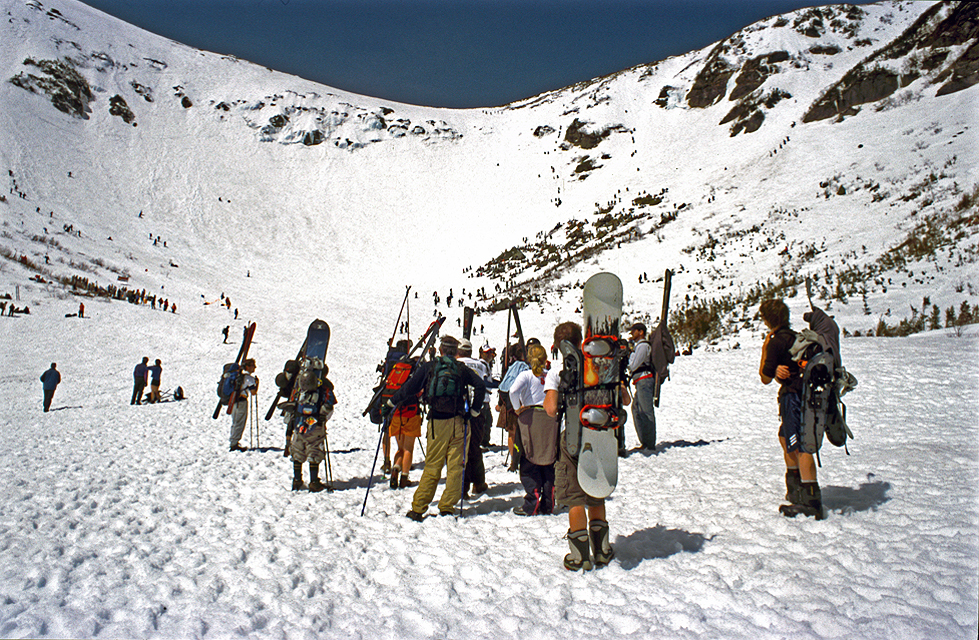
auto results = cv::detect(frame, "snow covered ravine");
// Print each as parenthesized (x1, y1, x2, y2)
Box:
(0, 299, 975, 639)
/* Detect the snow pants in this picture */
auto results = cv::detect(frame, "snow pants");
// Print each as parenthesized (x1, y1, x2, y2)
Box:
(631, 376, 657, 449)
(230, 397, 248, 448)
(290, 423, 326, 465)
(131, 379, 146, 405)
(412, 416, 468, 514)
(465, 408, 487, 492)
(519, 457, 555, 515)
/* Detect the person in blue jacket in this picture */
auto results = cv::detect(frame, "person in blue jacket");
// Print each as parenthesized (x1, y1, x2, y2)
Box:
(40, 363, 61, 412)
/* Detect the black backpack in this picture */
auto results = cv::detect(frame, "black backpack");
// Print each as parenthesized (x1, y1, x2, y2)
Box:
(425, 356, 465, 415)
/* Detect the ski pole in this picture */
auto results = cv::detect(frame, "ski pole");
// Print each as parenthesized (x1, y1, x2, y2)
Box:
(324, 433, 334, 491)
(362, 404, 400, 516)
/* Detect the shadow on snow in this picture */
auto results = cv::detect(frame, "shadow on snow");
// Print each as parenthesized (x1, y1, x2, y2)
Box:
(614, 525, 712, 569)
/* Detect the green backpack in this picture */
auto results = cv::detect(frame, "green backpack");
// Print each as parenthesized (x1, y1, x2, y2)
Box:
(426, 356, 465, 415)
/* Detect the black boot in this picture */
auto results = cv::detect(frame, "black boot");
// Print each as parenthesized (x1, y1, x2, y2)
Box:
(292, 461, 305, 491)
(780, 482, 824, 520)
(785, 468, 803, 505)
(564, 529, 593, 571)
(308, 463, 325, 492)
(589, 519, 615, 567)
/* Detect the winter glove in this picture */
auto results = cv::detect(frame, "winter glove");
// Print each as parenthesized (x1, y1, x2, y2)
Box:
(381, 399, 394, 418)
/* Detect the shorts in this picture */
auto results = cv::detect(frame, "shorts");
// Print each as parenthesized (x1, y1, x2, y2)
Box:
(778, 392, 803, 453)
(389, 410, 422, 438)
(554, 431, 605, 509)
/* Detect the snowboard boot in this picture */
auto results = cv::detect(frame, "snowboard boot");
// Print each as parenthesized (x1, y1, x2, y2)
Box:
(779, 482, 824, 520)
(784, 468, 803, 505)
(308, 463, 325, 493)
(564, 529, 593, 571)
(589, 519, 615, 567)
(291, 461, 305, 491)
(389, 466, 400, 489)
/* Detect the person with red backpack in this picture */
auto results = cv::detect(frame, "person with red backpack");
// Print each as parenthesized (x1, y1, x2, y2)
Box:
(381, 340, 422, 489)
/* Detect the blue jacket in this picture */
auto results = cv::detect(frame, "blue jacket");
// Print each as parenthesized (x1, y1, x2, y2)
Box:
(40, 367, 61, 390)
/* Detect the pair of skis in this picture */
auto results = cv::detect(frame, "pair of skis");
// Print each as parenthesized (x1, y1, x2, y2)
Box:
(212, 322, 256, 420)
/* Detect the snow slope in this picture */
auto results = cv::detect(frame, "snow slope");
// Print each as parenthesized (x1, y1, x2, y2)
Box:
(0, 301, 976, 639)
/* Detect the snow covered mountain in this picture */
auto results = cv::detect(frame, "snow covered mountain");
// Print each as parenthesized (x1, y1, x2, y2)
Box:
(1, 0, 976, 350)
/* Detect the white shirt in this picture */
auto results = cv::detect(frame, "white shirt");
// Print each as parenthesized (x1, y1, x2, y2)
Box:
(509, 369, 547, 411)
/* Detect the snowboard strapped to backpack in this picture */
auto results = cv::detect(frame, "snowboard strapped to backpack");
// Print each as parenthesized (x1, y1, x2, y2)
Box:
(789, 304, 858, 464)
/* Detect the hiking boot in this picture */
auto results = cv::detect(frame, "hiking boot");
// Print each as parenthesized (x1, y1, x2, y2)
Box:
(471, 482, 488, 496)
(382, 459, 391, 474)
(564, 529, 593, 571)
(399, 474, 413, 488)
(389, 467, 400, 489)
(589, 519, 615, 567)
(512, 506, 529, 516)
(405, 510, 425, 522)
(308, 463, 325, 492)
(784, 468, 803, 505)
(230, 444, 246, 452)
(779, 482, 824, 520)
(292, 462, 304, 491)
(439, 510, 454, 517)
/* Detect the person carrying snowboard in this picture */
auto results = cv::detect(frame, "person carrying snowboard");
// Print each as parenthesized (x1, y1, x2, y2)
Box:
(40, 362, 61, 412)
(287, 363, 336, 492)
(229, 358, 258, 452)
(390, 335, 486, 520)
(544, 322, 629, 570)
(759, 299, 823, 520)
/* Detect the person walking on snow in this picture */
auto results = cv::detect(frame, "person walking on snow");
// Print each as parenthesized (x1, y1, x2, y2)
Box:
(288, 363, 336, 492)
(131, 356, 149, 405)
(626, 322, 657, 450)
(229, 358, 258, 452)
(391, 336, 486, 520)
(40, 362, 60, 412)
(759, 299, 823, 520)
(544, 321, 630, 570)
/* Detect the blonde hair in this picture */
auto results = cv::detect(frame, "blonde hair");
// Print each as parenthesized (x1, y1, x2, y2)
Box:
(527, 343, 548, 377)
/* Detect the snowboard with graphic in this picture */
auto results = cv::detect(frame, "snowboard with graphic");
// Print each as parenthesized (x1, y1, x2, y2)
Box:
(577, 272, 625, 499)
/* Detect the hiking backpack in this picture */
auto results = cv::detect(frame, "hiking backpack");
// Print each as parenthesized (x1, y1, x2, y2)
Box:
(425, 356, 466, 415)
(382, 359, 418, 411)
(217, 363, 240, 404)
(790, 306, 857, 461)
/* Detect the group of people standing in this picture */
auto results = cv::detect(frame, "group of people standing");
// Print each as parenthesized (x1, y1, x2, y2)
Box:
(131, 357, 163, 405)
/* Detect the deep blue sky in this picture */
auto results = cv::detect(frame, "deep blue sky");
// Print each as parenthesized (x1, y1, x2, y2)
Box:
(81, 0, 867, 108)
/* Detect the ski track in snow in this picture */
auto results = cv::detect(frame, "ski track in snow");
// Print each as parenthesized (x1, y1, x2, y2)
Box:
(0, 302, 976, 639)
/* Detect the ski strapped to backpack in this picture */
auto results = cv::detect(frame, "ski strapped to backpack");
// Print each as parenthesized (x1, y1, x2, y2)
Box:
(363, 315, 445, 418)
(212, 322, 256, 419)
